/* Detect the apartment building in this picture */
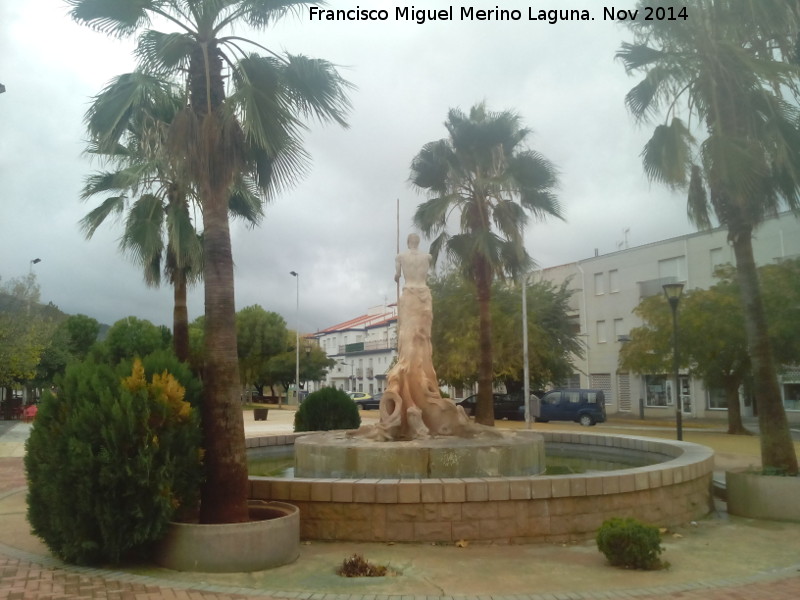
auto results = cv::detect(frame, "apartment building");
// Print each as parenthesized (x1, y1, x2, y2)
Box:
(535, 211, 800, 422)
(311, 304, 398, 394)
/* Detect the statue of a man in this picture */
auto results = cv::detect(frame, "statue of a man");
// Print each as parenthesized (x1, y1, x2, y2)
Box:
(395, 233, 431, 289)
(351, 232, 468, 441)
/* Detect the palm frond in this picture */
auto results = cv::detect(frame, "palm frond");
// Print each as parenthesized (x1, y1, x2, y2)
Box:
(79, 196, 127, 238)
(66, 0, 152, 38)
(135, 30, 194, 75)
(281, 53, 354, 128)
(641, 118, 695, 188)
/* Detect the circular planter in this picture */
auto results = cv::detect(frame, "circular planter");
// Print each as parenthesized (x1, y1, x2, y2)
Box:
(726, 470, 800, 522)
(154, 500, 299, 572)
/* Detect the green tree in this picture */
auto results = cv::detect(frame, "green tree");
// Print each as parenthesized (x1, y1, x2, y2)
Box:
(0, 275, 56, 395)
(620, 288, 752, 435)
(98, 317, 171, 365)
(81, 74, 263, 362)
(617, 0, 800, 473)
(68, 0, 352, 522)
(411, 103, 562, 425)
(430, 272, 581, 393)
(64, 314, 101, 360)
(236, 305, 287, 395)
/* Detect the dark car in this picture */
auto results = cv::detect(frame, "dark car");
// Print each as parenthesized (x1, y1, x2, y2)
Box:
(456, 393, 524, 420)
(352, 391, 381, 410)
(528, 388, 606, 426)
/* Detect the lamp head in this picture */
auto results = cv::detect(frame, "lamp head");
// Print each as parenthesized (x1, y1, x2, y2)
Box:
(290, 271, 298, 277)
(662, 282, 685, 309)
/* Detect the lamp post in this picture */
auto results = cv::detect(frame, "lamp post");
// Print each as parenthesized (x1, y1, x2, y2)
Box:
(663, 282, 685, 441)
(29, 258, 41, 274)
(290, 271, 299, 407)
(521, 271, 531, 428)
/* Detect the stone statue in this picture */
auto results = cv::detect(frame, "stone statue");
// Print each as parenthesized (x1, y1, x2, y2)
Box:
(352, 233, 470, 441)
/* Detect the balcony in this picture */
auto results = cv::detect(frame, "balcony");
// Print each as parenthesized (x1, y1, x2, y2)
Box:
(338, 340, 396, 354)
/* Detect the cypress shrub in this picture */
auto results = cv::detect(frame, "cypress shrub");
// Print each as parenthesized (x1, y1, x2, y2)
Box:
(294, 388, 361, 432)
(25, 355, 202, 565)
(596, 517, 667, 570)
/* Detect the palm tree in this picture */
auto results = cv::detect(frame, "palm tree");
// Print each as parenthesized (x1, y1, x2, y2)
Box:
(80, 73, 263, 363)
(411, 103, 561, 426)
(68, 0, 352, 522)
(617, 0, 800, 473)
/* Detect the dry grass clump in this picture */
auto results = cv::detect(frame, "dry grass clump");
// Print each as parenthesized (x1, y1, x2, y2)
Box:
(337, 553, 389, 577)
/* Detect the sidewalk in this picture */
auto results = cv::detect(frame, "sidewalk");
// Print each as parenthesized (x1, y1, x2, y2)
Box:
(1, 413, 800, 599)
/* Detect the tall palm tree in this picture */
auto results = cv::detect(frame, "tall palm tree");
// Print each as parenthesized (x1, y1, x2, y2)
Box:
(617, 0, 800, 473)
(411, 103, 561, 426)
(68, 0, 352, 522)
(80, 73, 263, 363)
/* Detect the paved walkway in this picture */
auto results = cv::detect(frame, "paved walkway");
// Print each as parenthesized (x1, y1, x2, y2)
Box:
(2, 415, 800, 599)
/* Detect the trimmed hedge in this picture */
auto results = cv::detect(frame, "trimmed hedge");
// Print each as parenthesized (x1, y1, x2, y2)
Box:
(596, 517, 667, 570)
(294, 388, 361, 432)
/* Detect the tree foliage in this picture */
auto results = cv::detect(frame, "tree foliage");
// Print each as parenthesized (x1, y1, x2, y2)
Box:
(430, 272, 581, 392)
(620, 259, 800, 435)
(0, 275, 59, 389)
(236, 305, 287, 391)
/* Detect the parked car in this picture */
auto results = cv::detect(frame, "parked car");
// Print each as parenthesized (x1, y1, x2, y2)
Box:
(348, 391, 377, 409)
(526, 388, 606, 426)
(456, 393, 525, 421)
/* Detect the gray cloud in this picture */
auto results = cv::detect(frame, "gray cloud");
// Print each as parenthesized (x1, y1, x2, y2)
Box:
(2, 1, 693, 333)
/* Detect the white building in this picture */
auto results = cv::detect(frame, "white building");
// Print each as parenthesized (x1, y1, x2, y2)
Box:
(312, 304, 398, 394)
(536, 211, 800, 422)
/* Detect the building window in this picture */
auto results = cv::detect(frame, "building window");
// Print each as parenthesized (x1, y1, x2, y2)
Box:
(645, 374, 669, 407)
(784, 383, 800, 411)
(707, 387, 728, 410)
(658, 256, 685, 281)
(710, 247, 726, 273)
(590, 373, 612, 405)
(594, 272, 604, 295)
(609, 269, 620, 293)
(596, 320, 607, 343)
(617, 373, 631, 412)
(613, 318, 624, 340)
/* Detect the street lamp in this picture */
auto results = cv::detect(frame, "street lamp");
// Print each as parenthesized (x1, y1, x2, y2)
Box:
(663, 282, 685, 441)
(290, 271, 299, 407)
(521, 271, 531, 428)
(29, 258, 41, 274)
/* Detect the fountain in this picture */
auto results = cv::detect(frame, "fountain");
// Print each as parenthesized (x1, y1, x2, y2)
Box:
(249, 235, 713, 543)
(295, 233, 546, 479)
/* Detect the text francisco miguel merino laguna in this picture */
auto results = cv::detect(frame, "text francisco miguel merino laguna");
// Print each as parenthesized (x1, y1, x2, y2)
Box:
(307, 6, 689, 24)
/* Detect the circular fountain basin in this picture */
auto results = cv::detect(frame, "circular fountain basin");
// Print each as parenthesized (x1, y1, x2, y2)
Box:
(295, 429, 545, 478)
(247, 430, 714, 545)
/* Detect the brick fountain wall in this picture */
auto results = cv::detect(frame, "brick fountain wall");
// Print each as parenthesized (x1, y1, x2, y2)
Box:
(246, 431, 714, 544)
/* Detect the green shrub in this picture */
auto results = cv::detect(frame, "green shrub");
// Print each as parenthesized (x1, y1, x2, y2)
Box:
(25, 354, 203, 565)
(294, 388, 361, 432)
(596, 517, 667, 570)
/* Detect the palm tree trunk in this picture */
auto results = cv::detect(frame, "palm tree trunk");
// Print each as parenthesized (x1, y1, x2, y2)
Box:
(173, 270, 189, 362)
(199, 183, 250, 523)
(731, 229, 797, 473)
(475, 258, 495, 426)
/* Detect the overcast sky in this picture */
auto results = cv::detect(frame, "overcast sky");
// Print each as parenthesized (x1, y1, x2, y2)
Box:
(1, 1, 697, 334)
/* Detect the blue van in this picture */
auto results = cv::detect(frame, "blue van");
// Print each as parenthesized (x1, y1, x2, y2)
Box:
(529, 388, 606, 426)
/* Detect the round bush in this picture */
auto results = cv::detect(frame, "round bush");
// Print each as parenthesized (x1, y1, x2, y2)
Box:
(294, 388, 361, 432)
(596, 517, 667, 570)
(25, 355, 203, 565)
